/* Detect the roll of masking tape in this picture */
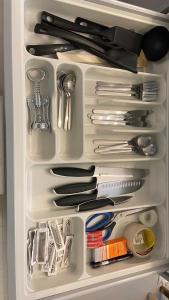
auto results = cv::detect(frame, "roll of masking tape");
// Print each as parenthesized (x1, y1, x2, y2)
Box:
(139, 209, 158, 227)
(124, 222, 156, 258)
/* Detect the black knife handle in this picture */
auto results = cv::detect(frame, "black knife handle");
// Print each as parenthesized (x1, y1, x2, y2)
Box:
(41, 11, 101, 36)
(50, 166, 95, 177)
(26, 43, 76, 56)
(77, 198, 113, 212)
(54, 191, 98, 206)
(53, 179, 97, 194)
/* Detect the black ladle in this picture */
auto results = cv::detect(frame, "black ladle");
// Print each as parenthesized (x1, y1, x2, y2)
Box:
(142, 26, 169, 61)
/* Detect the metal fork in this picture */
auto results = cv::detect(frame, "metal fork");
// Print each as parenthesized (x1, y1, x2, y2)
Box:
(95, 80, 159, 102)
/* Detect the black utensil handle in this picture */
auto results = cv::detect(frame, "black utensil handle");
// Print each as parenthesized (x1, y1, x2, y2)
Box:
(75, 17, 108, 31)
(53, 179, 97, 194)
(54, 191, 98, 206)
(26, 43, 76, 56)
(41, 11, 101, 36)
(34, 23, 104, 52)
(77, 198, 113, 212)
(50, 166, 95, 177)
(34, 23, 137, 73)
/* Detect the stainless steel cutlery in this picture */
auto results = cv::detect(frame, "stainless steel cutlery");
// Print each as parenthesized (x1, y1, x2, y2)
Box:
(57, 70, 76, 131)
(95, 80, 159, 102)
(88, 109, 152, 128)
(94, 135, 157, 156)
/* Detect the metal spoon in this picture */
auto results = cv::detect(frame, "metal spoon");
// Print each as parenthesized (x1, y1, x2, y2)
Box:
(57, 71, 66, 129)
(95, 135, 153, 150)
(62, 72, 76, 131)
(95, 143, 157, 156)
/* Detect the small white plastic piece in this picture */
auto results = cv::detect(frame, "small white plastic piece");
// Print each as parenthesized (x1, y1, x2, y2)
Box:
(61, 236, 73, 268)
(139, 209, 158, 227)
(48, 220, 65, 251)
(36, 227, 49, 264)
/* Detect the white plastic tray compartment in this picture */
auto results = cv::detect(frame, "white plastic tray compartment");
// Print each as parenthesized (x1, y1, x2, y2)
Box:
(85, 67, 166, 105)
(27, 161, 165, 220)
(85, 105, 166, 133)
(26, 216, 84, 293)
(56, 63, 84, 160)
(86, 205, 166, 277)
(26, 59, 56, 161)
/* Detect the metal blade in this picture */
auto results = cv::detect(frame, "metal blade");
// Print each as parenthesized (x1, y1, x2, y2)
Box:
(94, 167, 149, 179)
(97, 179, 145, 197)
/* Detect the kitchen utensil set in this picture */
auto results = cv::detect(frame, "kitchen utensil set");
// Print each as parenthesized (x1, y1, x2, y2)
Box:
(57, 70, 76, 131)
(95, 80, 159, 102)
(50, 166, 148, 211)
(94, 135, 157, 156)
(26, 10, 169, 73)
(88, 109, 152, 128)
(27, 68, 50, 131)
(31, 11, 144, 73)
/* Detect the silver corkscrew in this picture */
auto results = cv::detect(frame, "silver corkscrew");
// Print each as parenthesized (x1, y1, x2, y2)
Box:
(27, 68, 50, 131)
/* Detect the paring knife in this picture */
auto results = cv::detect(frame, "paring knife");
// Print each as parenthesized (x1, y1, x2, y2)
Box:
(50, 166, 149, 178)
(53, 179, 144, 196)
(77, 196, 132, 212)
(53, 195, 132, 210)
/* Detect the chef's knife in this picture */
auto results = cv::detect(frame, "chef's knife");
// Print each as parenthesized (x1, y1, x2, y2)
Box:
(53, 179, 144, 196)
(77, 196, 132, 212)
(50, 166, 149, 178)
(53, 194, 132, 209)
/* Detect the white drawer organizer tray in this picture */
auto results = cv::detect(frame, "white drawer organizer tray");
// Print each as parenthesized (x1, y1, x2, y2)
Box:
(5, 0, 169, 299)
